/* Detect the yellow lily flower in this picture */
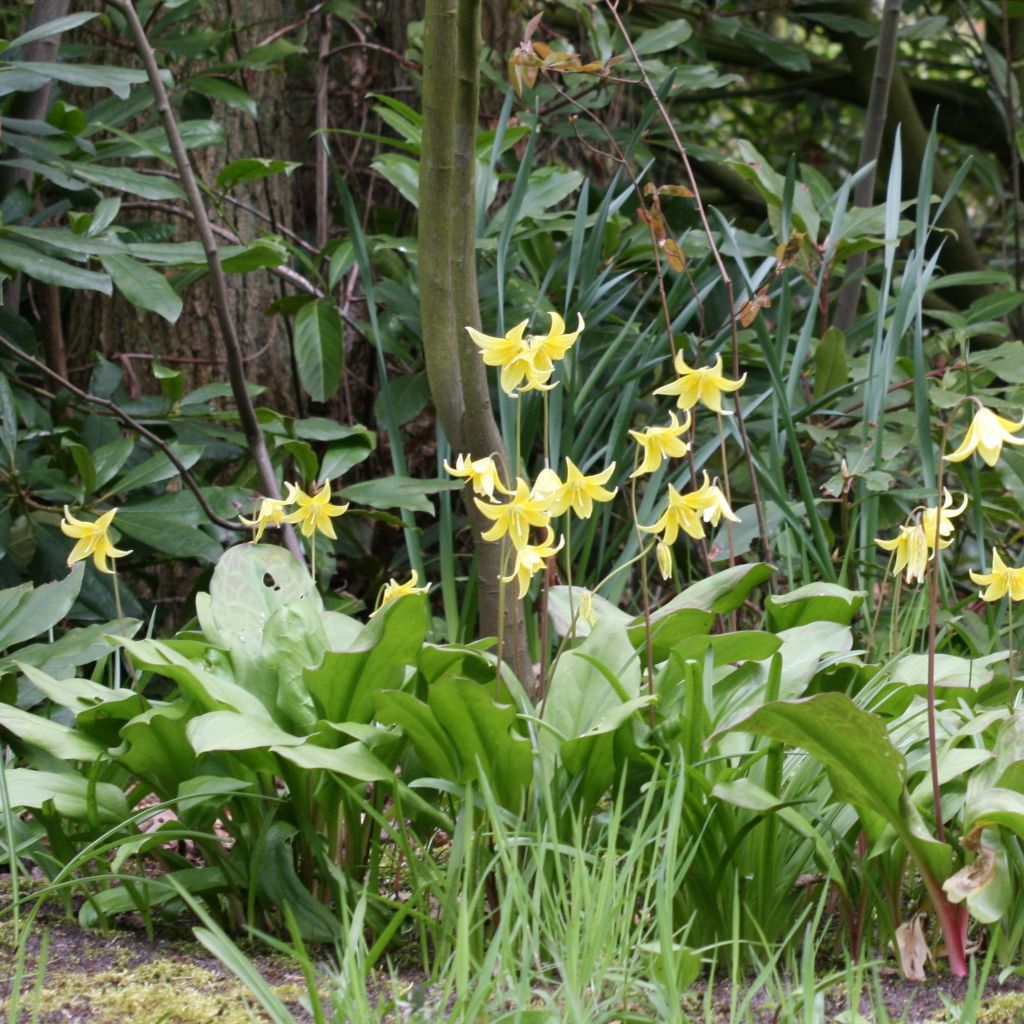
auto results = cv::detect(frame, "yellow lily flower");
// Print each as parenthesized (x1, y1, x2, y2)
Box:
(545, 458, 617, 519)
(466, 312, 584, 396)
(579, 588, 597, 625)
(876, 524, 930, 584)
(371, 570, 430, 617)
(629, 411, 692, 478)
(444, 453, 506, 499)
(970, 550, 1024, 602)
(653, 352, 747, 414)
(283, 482, 349, 539)
(475, 477, 551, 549)
(239, 495, 292, 543)
(530, 466, 563, 508)
(638, 484, 708, 546)
(946, 406, 1024, 467)
(656, 540, 673, 581)
(534, 312, 585, 362)
(502, 526, 564, 599)
(61, 506, 131, 574)
(920, 489, 967, 548)
(686, 472, 741, 527)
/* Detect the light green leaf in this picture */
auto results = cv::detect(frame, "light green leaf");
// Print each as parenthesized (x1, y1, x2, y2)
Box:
(216, 158, 300, 190)
(3, 767, 128, 823)
(0, 237, 111, 293)
(4, 13, 99, 51)
(632, 18, 693, 55)
(188, 76, 258, 117)
(101, 254, 182, 323)
(3, 62, 147, 99)
(71, 163, 184, 200)
(0, 564, 83, 649)
(187, 710, 304, 753)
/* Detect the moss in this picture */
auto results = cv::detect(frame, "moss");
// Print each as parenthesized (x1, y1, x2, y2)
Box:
(977, 992, 1024, 1024)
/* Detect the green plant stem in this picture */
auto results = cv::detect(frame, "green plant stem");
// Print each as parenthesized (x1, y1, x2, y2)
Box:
(925, 535, 944, 843)
(1009, 600, 1016, 709)
(112, 570, 125, 638)
(629, 466, 657, 724)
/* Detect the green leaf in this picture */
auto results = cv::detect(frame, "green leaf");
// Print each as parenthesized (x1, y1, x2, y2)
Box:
(187, 710, 304, 754)
(765, 582, 865, 631)
(0, 237, 112, 293)
(78, 867, 228, 927)
(3, 767, 128, 823)
(0, 371, 16, 463)
(100, 254, 182, 323)
(375, 689, 460, 781)
(632, 18, 693, 55)
(0, 702, 105, 761)
(188, 76, 258, 118)
(116, 509, 221, 562)
(110, 443, 204, 494)
(662, 562, 774, 615)
(216, 158, 300, 190)
(293, 299, 344, 403)
(0, 565, 84, 650)
(116, 703, 197, 794)
(2, 62, 147, 99)
(272, 740, 390, 782)
(4, 13, 99, 51)
(70, 163, 185, 200)
(370, 153, 420, 207)
(220, 236, 288, 272)
(341, 475, 457, 515)
(813, 326, 848, 400)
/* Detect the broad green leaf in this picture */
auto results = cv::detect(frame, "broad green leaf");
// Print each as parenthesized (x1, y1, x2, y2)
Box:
(261, 601, 324, 734)
(293, 299, 343, 403)
(221, 236, 288, 272)
(375, 689, 460, 781)
(176, 776, 253, 830)
(889, 652, 1001, 690)
(216, 157, 300, 190)
(17, 662, 145, 729)
(110, 443, 204, 493)
(70, 162, 185, 200)
(1, 620, 136, 676)
(632, 18, 692, 55)
(0, 564, 83, 649)
(428, 677, 533, 809)
(965, 787, 1024, 840)
(100, 254, 182, 323)
(188, 76, 258, 117)
(370, 153, 419, 207)
(272, 740, 389, 781)
(115, 703, 198, 794)
(117, 508, 221, 563)
(0, 371, 16, 463)
(765, 582, 865, 631)
(4, 13, 98, 51)
(546, 585, 631, 638)
(187, 710, 306, 754)
(0, 702, 105, 761)
(628, 606, 714, 660)
(814, 326, 848, 400)
(0, 237, 112, 293)
(673, 631, 781, 665)
(78, 867, 227, 927)
(661, 562, 774, 615)
(341, 475, 458, 514)
(3, 62, 147, 99)
(3, 767, 128, 823)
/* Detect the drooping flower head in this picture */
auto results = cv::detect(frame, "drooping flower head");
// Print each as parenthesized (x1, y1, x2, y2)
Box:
(920, 489, 967, 548)
(466, 312, 584, 396)
(283, 482, 349, 539)
(638, 483, 709, 546)
(61, 506, 131, 574)
(946, 406, 1024, 467)
(970, 550, 1024, 602)
(686, 471, 741, 527)
(545, 458, 617, 519)
(653, 352, 747, 414)
(444, 453, 507, 500)
(475, 477, 551, 550)
(876, 524, 930, 585)
(629, 411, 691, 478)
(371, 570, 430, 617)
(502, 526, 564, 599)
(240, 495, 292, 543)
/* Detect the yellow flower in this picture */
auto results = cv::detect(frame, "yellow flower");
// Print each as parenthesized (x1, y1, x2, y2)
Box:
(653, 352, 747, 414)
(579, 589, 596, 625)
(639, 484, 708, 546)
(656, 541, 673, 581)
(239, 495, 292, 543)
(946, 406, 1024, 467)
(970, 550, 1024, 602)
(876, 524, 930, 585)
(371, 570, 430, 617)
(629, 411, 691, 478)
(475, 477, 551, 549)
(530, 466, 563, 507)
(283, 482, 349, 539)
(444, 453, 506, 499)
(545, 458, 617, 519)
(920, 489, 967, 548)
(466, 312, 584, 396)
(686, 472, 741, 527)
(533, 312, 584, 362)
(60, 506, 131, 574)
(502, 526, 564, 599)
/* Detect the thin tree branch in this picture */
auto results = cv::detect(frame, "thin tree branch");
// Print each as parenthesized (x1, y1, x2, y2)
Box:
(0, 334, 245, 532)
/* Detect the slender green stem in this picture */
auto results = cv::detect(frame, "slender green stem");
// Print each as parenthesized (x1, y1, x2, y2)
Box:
(1009, 600, 1016, 709)
(112, 570, 125, 637)
(716, 413, 736, 566)
(628, 455, 657, 725)
(566, 515, 575, 641)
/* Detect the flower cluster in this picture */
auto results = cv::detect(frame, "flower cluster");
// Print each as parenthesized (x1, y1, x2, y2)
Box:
(446, 447, 616, 598)
(239, 481, 349, 542)
(466, 312, 584, 396)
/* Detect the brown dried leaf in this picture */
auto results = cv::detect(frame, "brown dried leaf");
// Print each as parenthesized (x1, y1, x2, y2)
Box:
(774, 231, 806, 273)
(661, 237, 686, 273)
(894, 912, 931, 983)
(738, 287, 772, 327)
(943, 829, 998, 904)
(522, 10, 544, 44)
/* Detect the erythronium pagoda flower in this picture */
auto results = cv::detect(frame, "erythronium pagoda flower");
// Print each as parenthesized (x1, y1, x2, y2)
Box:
(530, 466, 563, 507)
(239, 495, 292, 543)
(503, 526, 564, 599)
(371, 570, 430, 617)
(656, 540, 673, 581)
(443, 453, 507, 499)
(466, 312, 584, 396)
(970, 550, 1024, 602)
(61, 506, 131, 574)
(629, 411, 691, 478)
(653, 352, 747, 414)
(283, 482, 349, 539)
(876, 523, 932, 585)
(545, 458, 617, 519)
(688, 472, 741, 527)
(475, 477, 551, 550)
(945, 405, 1024, 467)
(921, 489, 968, 548)
(579, 588, 596, 625)
(640, 475, 741, 547)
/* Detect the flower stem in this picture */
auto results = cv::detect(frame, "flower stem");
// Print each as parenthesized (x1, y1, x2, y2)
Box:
(112, 570, 125, 637)
(1009, 600, 1016, 710)
(926, 541, 945, 843)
